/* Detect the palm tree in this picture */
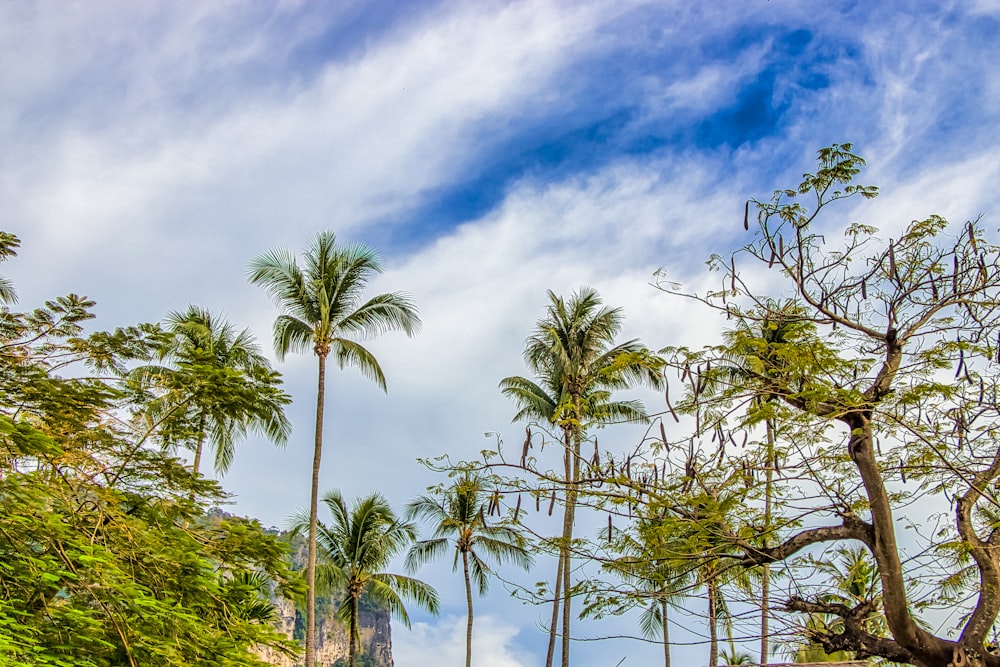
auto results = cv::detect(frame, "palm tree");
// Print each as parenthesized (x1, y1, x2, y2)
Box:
(500, 287, 662, 667)
(404, 473, 534, 667)
(601, 516, 694, 667)
(716, 300, 810, 663)
(153, 306, 291, 476)
(247, 231, 420, 666)
(291, 491, 439, 667)
(134, 306, 290, 479)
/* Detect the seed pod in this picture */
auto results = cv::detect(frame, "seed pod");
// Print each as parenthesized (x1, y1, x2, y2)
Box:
(514, 494, 522, 518)
(953, 255, 960, 292)
(860, 278, 867, 300)
(535, 493, 540, 513)
(969, 221, 978, 252)
(731, 257, 737, 292)
(778, 235, 784, 258)
(548, 490, 556, 516)
(888, 241, 898, 282)
(768, 245, 776, 268)
(608, 514, 613, 543)
(743, 201, 750, 231)
(900, 463, 907, 484)
(520, 427, 531, 467)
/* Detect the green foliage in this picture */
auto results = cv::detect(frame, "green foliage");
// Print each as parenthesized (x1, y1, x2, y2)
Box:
(0, 234, 299, 666)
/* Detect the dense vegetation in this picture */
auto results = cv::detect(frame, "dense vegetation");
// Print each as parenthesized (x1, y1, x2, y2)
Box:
(4, 145, 999, 667)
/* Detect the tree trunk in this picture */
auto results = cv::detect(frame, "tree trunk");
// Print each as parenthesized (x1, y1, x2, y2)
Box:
(349, 593, 359, 667)
(760, 417, 774, 665)
(560, 422, 580, 667)
(306, 353, 328, 667)
(544, 550, 564, 667)
(463, 550, 474, 667)
(661, 600, 670, 667)
(708, 577, 718, 667)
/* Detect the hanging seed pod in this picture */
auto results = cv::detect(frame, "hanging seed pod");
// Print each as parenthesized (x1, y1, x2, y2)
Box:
(931, 274, 939, 299)
(860, 278, 867, 300)
(681, 364, 689, 383)
(478, 507, 486, 524)
(888, 241, 898, 283)
(969, 221, 978, 252)
(876, 438, 882, 456)
(731, 257, 737, 292)
(535, 493, 541, 512)
(742, 432, 748, 449)
(520, 427, 531, 467)
(514, 494, 522, 518)
(778, 234, 784, 258)
(953, 255, 960, 292)
(665, 379, 679, 423)
(548, 490, 556, 516)
(743, 201, 750, 231)
(956, 347, 965, 379)
(608, 514, 613, 543)
(768, 245, 776, 268)
(900, 463, 907, 484)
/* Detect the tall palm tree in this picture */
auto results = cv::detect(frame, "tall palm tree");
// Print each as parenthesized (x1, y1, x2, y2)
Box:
(247, 231, 420, 666)
(500, 287, 662, 667)
(404, 473, 534, 667)
(291, 491, 439, 667)
(155, 306, 291, 475)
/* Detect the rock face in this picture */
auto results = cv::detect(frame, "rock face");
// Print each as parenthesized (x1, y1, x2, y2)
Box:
(258, 595, 394, 667)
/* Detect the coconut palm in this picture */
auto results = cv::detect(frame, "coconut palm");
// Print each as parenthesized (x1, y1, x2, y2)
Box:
(715, 300, 810, 663)
(248, 231, 419, 666)
(136, 306, 291, 477)
(404, 473, 533, 667)
(500, 287, 662, 667)
(600, 517, 695, 667)
(154, 306, 291, 475)
(291, 491, 439, 667)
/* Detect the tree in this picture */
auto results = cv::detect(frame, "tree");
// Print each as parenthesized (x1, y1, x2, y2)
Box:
(585, 511, 695, 667)
(661, 144, 1000, 666)
(143, 305, 291, 476)
(292, 491, 440, 667)
(248, 231, 420, 666)
(0, 235, 298, 666)
(500, 287, 662, 667)
(405, 473, 534, 667)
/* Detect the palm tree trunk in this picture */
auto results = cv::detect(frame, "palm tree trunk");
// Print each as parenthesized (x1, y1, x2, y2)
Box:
(463, 550, 474, 667)
(760, 417, 775, 665)
(306, 353, 328, 667)
(544, 551, 564, 667)
(661, 600, 670, 667)
(191, 414, 207, 475)
(349, 593, 360, 667)
(708, 577, 718, 667)
(560, 424, 579, 667)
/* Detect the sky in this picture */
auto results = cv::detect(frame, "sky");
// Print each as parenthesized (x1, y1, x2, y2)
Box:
(3, 1, 1000, 665)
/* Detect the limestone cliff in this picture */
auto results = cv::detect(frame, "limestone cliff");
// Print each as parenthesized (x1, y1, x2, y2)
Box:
(257, 594, 394, 667)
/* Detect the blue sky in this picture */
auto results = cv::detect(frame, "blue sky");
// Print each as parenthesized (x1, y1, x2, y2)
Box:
(3, 1, 1000, 665)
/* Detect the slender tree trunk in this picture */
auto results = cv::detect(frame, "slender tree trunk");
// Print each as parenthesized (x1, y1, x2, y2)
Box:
(560, 423, 580, 667)
(661, 600, 670, 667)
(349, 593, 359, 667)
(708, 577, 718, 667)
(760, 417, 774, 665)
(463, 550, 474, 667)
(306, 353, 328, 667)
(544, 551, 564, 667)
(191, 414, 207, 475)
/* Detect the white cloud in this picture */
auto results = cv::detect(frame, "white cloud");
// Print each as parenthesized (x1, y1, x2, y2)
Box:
(394, 614, 533, 667)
